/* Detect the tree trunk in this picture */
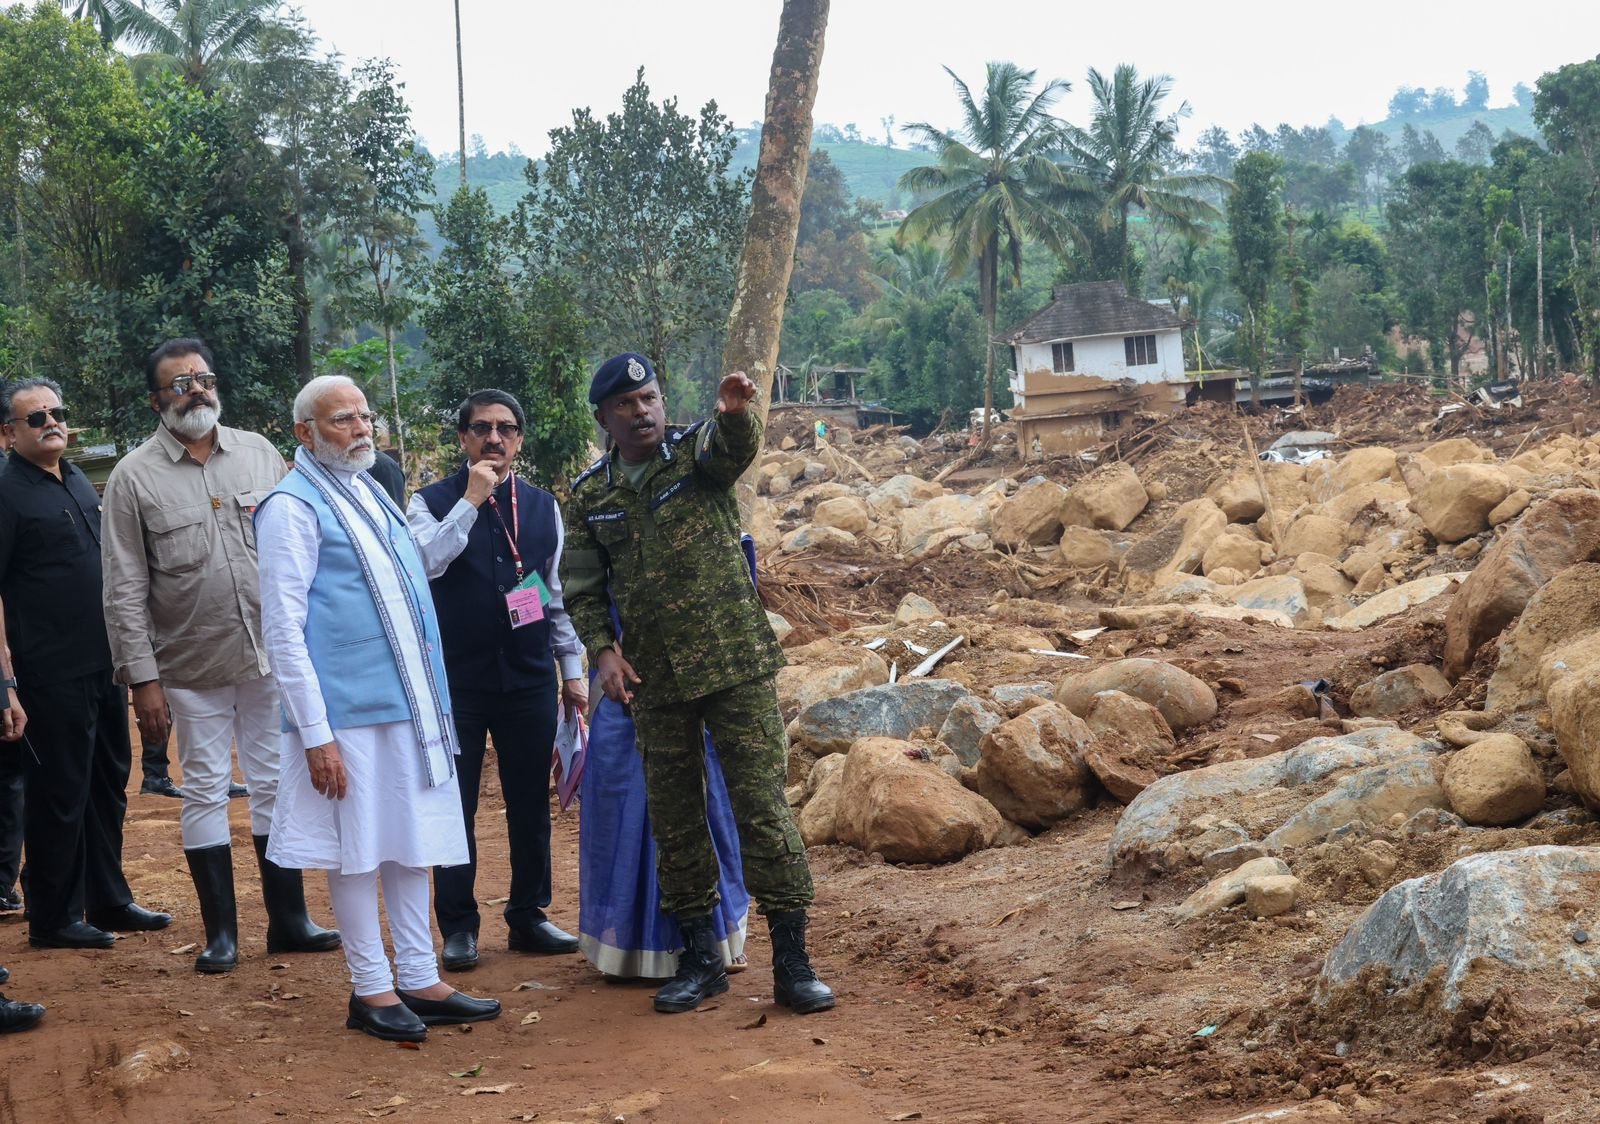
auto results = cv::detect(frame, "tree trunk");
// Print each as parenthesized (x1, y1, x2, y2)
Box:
(385, 322, 406, 467)
(1536, 209, 1546, 379)
(289, 209, 313, 382)
(723, 0, 830, 523)
(454, 0, 467, 187)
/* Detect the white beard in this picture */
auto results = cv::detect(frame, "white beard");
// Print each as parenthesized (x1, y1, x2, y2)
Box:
(162, 396, 222, 441)
(312, 429, 376, 473)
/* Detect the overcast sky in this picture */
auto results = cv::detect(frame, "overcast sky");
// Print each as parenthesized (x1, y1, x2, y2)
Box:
(290, 1, 1600, 155)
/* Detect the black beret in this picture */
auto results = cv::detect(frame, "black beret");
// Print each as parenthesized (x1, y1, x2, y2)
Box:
(589, 352, 657, 405)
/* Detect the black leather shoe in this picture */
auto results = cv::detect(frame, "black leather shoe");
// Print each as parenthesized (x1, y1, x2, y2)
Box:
(768, 910, 836, 1014)
(441, 932, 479, 971)
(396, 988, 501, 1025)
(507, 920, 578, 955)
(0, 966, 9, 985)
(0, 891, 20, 913)
(0, 994, 44, 1034)
(654, 914, 729, 1013)
(345, 994, 427, 1042)
(140, 776, 184, 799)
(28, 922, 115, 949)
(228, 782, 249, 799)
(87, 902, 173, 932)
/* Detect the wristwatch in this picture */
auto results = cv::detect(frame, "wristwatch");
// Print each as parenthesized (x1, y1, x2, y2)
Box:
(1, 677, 15, 691)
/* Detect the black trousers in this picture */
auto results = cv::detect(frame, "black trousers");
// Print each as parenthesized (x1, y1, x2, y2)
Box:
(0, 741, 22, 896)
(16, 670, 133, 932)
(434, 686, 558, 937)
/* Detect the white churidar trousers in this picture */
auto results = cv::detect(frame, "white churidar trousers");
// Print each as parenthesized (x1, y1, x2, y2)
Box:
(326, 861, 439, 996)
(167, 674, 281, 848)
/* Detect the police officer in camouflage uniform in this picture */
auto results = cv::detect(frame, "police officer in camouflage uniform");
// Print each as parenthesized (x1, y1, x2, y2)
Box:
(560, 353, 835, 1015)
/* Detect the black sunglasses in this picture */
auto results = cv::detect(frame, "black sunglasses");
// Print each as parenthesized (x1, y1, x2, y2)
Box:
(467, 421, 522, 439)
(161, 372, 218, 395)
(6, 406, 68, 428)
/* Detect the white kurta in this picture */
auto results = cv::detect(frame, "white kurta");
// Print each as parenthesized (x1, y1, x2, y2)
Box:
(258, 460, 468, 875)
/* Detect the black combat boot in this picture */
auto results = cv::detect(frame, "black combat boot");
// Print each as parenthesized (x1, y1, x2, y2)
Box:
(653, 913, 729, 1013)
(184, 844, 238, 973)
(768, 910, 835, 1014)
(252, 835, 341, 953)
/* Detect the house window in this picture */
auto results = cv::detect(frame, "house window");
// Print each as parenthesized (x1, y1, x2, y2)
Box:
(1051, 341, 1075, 373)
(1124, 334, 1158, 367)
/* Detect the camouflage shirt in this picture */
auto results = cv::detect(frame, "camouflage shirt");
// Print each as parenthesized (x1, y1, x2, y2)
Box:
(560, 408, 784, 709)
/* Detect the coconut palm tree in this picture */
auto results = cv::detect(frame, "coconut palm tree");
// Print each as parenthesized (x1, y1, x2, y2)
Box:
(1059, 64, 1225, 293)
(64, 1, 121, 44)
(897, 62, 1086, 446)
(107, 0, 280, 90)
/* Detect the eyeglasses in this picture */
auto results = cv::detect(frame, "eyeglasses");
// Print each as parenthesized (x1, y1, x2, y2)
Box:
(466, 421, 522, 439)
(161, 372, 218, 395)
(319, 410, 381, 430)
(6, 406, 68, 428)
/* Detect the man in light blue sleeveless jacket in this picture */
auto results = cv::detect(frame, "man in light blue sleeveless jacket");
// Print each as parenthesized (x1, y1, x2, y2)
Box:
(254, 375, 499, 1044)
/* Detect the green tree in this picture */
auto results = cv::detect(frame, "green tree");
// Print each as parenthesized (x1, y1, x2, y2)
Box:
(792, 148, 874, 305)
(1059, 64, 1222, 292)
(1343, 125, 1390, 214)
(1227, 151, 1282, 404)
(106, 0, 280, 91)
(329, 57, 434, 463)
(522, 67, 750, 384)
(420, 186, 590, 487)
(897, 61, 1083, 443)
(64, 0, 120, 42)
(1386, 160, 1488, 378)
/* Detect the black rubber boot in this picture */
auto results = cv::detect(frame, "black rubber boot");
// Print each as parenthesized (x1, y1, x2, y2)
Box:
(768, 910, 835, 1014)
(252, 835, 341, 953)
(653, 914, 729, 1013)
(184, 844, 238, 974)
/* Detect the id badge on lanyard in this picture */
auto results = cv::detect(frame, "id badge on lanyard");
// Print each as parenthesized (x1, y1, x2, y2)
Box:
(489, 477, 545, 629)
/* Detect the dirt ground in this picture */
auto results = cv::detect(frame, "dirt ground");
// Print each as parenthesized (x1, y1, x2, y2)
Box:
(0, 613, 1579, 1124)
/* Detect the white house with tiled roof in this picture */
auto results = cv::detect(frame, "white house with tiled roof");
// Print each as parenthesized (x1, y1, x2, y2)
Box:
(1003, 281, 1190, 457)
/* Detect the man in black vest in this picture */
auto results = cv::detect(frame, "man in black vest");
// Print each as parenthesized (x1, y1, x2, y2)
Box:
(407, 390, 586, 970)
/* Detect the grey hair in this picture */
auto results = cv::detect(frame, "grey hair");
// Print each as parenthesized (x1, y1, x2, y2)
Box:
(294, 374, 359, 423)
(2, 376, 64, 421)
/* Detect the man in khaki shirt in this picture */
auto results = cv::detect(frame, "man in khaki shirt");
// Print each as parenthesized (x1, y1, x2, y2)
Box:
(101, 338, 340, 974)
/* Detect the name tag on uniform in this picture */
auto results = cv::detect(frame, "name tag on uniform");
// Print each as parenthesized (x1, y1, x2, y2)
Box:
(506, 586, 545, 628)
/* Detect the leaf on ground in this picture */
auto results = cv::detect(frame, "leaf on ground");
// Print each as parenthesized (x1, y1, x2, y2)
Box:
(985, 907, 1022, 928)
(448, 1064, 484, 1078)
(168, 943, 197, 955)
(484, 896, 511, 906)
(379, 1096, 409, 1108)
(739, 1014, 767, 1030)
(396, 1040, 421, 1050)
(812, 1037, 828, 1045)
(520, 1011, 541, 1025)
(177, 1010, 194, 1017)
(890, 1114, 924, 1121)
(513, 980, 555, 991)
(460, 1083, 515, 1096)
(1111, 900, 1141, 911)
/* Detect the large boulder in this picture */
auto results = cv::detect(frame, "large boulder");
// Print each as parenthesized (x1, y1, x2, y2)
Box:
(1202, 532, 1268, 577)
(1328, 573, 1466, 631)
(1320, 846, 1600, 1009)
(1174, 856, 1293, 921)
(798, 754, 847, 846)
(835, 738, 1003, 863)
(1060, 462, 1148, 532)
(1549, 649, 1600, 809)
(1109, 728, 1434, 875)
(775, 647, 891, 721)
(974, 703, 1097, 830)
(1058, 526, 1128, 570)
(1309, 446, 1398, 503)
(1259, 754, 1446, 850)
(812, 496, 871, 535)
(1208, 469, 1266, 523)
(1443, 490, 1600, 678)
(893, 592, 942, 626)
(1412, 463, 1512, 544)
(1081, 690, 1173, 803)
(1319, 481, 1412, 528)
(780, 524, 858, 554)
(898, 494, 991, 555)
(936, 697, 1003, 767)
(1230, 575, 1311, 625)
(1348, 664, 1452, 717)
(1120, 498, 1228, 581)
(793, 680, 973, 755)
(1057, 658, 1217, 732)
(1420, 437, 1496, 468)
(869, 474, 944, 512)
(992, 479, 1068, 549)
(1281, 513, 1349, 559)
(1442, 734, 1545, 825)
(1486, 562, 1600, 714)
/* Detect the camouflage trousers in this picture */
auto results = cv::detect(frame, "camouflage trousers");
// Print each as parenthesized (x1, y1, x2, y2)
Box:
(631, 675, 813, 918)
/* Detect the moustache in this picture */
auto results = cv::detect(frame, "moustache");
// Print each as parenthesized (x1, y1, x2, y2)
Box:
(40, 428, 67, 440)
(481, 444, 505, 456)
